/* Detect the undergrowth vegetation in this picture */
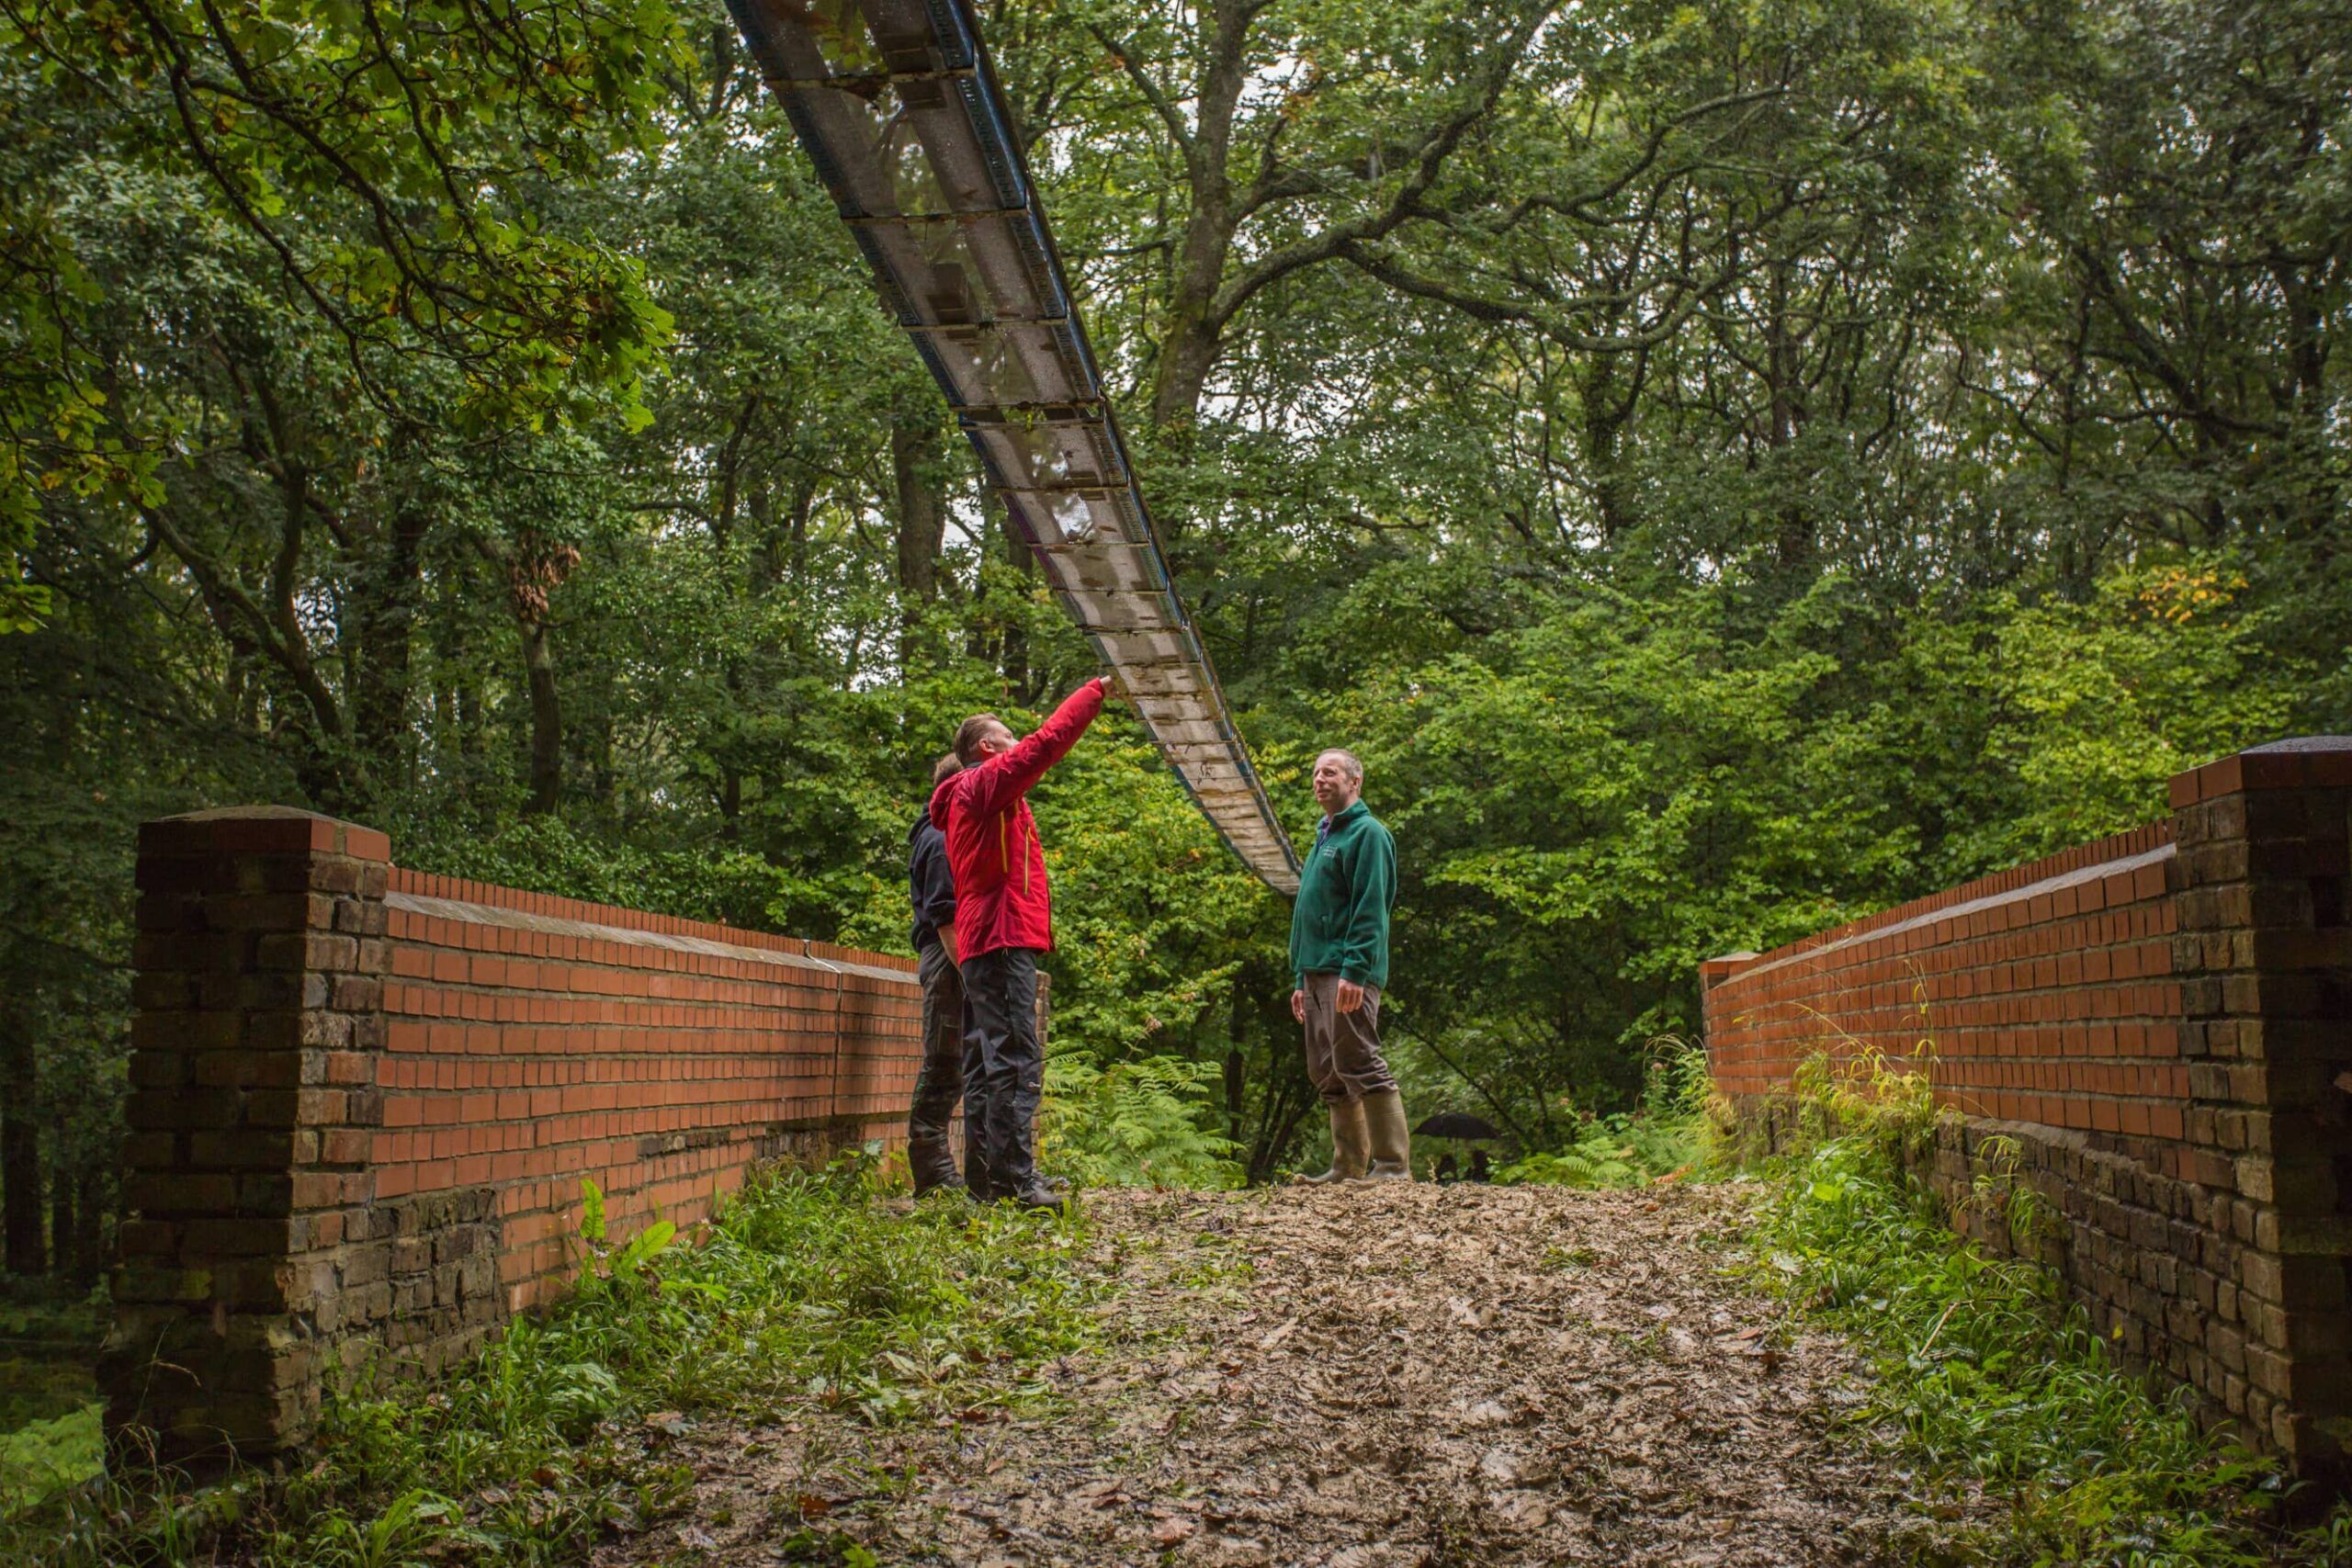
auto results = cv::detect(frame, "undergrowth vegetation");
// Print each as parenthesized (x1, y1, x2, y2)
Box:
(3, 1157, 1107, 1567)
(1750, 1048, 2352, 1566)
(0, 1403, 100, 1514)
(1041, 1050, 1241, 1190)
(1493, 1038, 1715, 1190)
(0, 1284, 106, 1516)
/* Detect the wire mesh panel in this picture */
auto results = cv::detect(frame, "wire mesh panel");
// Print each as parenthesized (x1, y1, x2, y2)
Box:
(726, 0, 1301, 893)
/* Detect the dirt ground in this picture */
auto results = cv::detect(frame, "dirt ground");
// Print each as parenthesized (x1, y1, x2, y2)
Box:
(606, 1181, 1942, 1568)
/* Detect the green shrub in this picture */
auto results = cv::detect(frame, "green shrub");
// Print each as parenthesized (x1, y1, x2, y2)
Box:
(1042, 1050, 1241, 1190)
(0, 1403, 101, 1514)
(1495, 1036, 1713, 1190)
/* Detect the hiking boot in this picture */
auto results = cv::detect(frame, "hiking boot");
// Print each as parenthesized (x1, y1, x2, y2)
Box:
(1007, 1181, 1071, 1213)
(1363, 1089, 1412, 1180)
(1294, 1099, 1369, 1184)
(913, 1175, 967, 1200)
(907, 1130, 960, 1197)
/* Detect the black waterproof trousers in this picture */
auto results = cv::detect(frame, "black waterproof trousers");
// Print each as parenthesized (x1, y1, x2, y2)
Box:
(959, 946, 1043, 1199)
(906, 941, 967, 1193)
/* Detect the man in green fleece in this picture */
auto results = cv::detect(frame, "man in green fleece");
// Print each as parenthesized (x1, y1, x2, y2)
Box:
(1288, 747, 1410, 1181)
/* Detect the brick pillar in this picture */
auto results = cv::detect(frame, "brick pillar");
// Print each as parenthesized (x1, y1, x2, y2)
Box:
(101, 807, 390, 1467)
(2171, 738, 2352, 1476)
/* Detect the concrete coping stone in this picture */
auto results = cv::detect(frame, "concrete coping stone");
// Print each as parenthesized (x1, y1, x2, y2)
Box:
(1718, 842, 2177, 989)
(386, 891, 915, 987)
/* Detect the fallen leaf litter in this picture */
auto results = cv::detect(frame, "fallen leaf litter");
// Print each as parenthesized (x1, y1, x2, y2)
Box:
(600, 1182, 1953, 1566)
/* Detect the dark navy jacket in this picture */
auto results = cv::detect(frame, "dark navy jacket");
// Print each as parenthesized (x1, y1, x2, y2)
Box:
(907, 813, 956, 954)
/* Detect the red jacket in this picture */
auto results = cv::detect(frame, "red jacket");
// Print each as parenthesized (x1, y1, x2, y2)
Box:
(930, 679, 1108, 960)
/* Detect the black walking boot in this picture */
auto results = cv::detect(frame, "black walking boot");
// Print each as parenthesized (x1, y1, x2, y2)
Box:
(908, 1132, 964, 1198)
(1007, 1179, 1071, 1213)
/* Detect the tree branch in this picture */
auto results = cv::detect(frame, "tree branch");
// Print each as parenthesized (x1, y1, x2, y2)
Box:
(1206, 4, 1550, 333)
(1086, 23, 1193, 156)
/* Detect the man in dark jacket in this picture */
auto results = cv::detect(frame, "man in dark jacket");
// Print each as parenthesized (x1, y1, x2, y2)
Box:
(1288, 746, 1409, 1181)
(905, 752, 966, 1196)
(932, 676, 1114, 1208)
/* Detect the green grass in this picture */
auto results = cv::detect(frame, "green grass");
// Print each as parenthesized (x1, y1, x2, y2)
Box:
(5, 1156, 1108, 1566)
(1746, 1056, 2352, 1566)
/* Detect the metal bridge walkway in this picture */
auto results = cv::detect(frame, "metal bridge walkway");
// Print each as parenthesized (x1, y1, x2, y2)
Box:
(722, 0, 1301, 894)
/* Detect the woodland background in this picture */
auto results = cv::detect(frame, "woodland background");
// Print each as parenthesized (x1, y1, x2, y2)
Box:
(0, 0, 2344, 1278)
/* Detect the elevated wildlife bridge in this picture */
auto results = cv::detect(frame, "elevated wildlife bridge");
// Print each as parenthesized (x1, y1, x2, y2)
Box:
(723, 0, 1300, 893)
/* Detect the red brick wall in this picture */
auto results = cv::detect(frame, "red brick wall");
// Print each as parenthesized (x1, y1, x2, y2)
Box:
(1702, 739, 2352, 1479)
(105, 808, 929, 1464)
(1702, 820, 2184, 1156)
(376, 870, 922, 1315)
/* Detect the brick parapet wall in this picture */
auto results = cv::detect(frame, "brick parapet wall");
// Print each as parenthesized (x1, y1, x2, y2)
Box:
(1703, 819, 2182, 1145)
(376, 871, 923, 1316)
(1703, 739, 2352, 1477)
(102, 809, 936, 1467)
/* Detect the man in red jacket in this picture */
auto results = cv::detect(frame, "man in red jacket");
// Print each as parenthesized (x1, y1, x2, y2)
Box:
(930, 675, 1115, 1208)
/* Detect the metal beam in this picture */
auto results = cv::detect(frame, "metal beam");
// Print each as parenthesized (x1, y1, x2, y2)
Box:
(724, 0, 1302, 894)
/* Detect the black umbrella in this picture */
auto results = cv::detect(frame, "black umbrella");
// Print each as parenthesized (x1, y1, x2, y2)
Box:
(1414, 1111, 1502, 1141)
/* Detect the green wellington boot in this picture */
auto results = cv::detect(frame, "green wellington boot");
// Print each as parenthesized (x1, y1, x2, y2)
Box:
(1363, 1089, 1412, 1180)
(1295, 1098, 1370, 1184)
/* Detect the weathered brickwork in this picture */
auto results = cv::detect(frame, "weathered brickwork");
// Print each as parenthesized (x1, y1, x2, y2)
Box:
(106, 807, 935, 1465)
(1703, 738, 2352, 1478)
(102, 807, 392, 1465)
(374, 874, 926, 1312)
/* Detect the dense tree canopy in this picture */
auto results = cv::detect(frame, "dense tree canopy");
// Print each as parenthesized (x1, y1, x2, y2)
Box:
(0, 0, 2343, 1254)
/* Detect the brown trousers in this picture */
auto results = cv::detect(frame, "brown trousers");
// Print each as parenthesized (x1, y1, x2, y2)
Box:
(1301, 971, 1398, 1105)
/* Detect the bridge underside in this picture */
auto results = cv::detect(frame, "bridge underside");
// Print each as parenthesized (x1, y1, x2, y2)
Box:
(724, 0, 1300, 894)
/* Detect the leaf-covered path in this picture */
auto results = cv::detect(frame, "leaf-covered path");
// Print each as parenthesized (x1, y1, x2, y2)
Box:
(605, 1183, 1919, 1567)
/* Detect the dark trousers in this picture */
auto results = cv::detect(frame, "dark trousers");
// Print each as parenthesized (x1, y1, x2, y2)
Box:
(959, 946, 1043, 1199)
(907, 942, 967, 1192)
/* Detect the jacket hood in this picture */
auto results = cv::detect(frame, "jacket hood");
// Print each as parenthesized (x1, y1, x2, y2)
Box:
(908, 811, 936, 848)
(928, 771, 963, 829)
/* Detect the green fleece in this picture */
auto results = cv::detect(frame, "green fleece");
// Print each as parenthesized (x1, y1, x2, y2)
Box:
(1289, 800, 1396, 990)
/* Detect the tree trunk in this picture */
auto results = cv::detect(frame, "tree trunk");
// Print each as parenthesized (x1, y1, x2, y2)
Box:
(0, 1003, 42, 1274)
(893, 421, 947, 607)
(1150, 316, 1227, 435)
(1584, 379, 1632, 544)
(1766, 254, 1813, 571)
(1141, 0, 1251, 434)
(894, 420, 949, 671)
(48, 1171, 72, 1282)
(997, 500, 1034, 698)
(520, 616, 562, 816)
(73, 1167, 104, 1283)
(348, 504, 430, 803)
(1225, 1047, 1247, 1149)
(1247, 1069, 1315, 1187)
